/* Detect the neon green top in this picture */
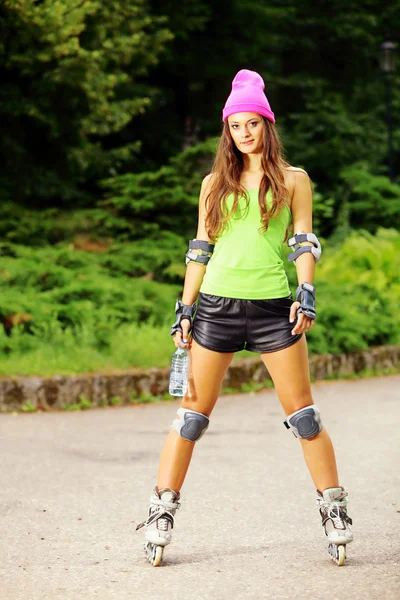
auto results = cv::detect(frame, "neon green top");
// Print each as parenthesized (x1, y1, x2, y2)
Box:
(200, 189, 291, 299)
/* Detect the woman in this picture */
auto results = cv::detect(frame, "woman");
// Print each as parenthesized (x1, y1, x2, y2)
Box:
(137, 70, 353, 567)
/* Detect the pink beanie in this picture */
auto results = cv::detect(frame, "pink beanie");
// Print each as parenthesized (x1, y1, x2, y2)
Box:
(222, 69, 275, 123)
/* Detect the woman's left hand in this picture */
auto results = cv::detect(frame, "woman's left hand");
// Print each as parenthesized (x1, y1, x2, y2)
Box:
(289, 301, 315, 335)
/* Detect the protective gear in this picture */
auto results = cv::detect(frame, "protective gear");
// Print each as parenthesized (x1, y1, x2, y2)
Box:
(287, 232, 322, 263)
(296, 282, 316, 320)
(284, 405, 322, 439)
(172, 407, 209, 442)
(170, 300, 197, 337)
(185, 239, 215, 266)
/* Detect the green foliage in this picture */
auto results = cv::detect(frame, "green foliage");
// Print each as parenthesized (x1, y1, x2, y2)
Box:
(0, 319, 174, 376)
(0, 0, 172, 204)
(63, 394, 93, 411)
(21, 400, 37, 413)
(1, 0, 400, 216)
(101, 139, 216, 239)
(0, 240, 181, 338)
(339, 163, 400, 232)
(322, 366, 400, 381)
(288, 228, 400, 354)
(129, 391, 171, 404)
(0, 139, 216, 248)
(1, 229, 399, 376)
(109, 396, 122, 407)
(311, 188, 335, 237)
(239, 380, 274, 393)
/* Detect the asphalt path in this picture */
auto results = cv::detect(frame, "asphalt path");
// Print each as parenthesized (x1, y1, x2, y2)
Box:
(0, 375, 399, 600)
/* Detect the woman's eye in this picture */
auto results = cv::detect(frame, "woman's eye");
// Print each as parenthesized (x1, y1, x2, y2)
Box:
(250, 121, 258, 127)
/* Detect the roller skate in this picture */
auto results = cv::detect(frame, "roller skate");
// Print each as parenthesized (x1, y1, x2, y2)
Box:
(136, 487, 180, 566)
(317, 487, 353, 566)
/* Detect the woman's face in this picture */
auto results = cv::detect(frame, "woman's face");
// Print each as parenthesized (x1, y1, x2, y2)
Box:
(227, 112, 264, 154)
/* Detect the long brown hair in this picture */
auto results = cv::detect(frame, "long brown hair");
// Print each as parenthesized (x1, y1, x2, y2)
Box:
(205, 118, 290, 241)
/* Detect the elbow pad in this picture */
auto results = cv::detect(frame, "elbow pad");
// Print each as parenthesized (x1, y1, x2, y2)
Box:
(185, 239, 215, 265)
(287, 233, 322, 263)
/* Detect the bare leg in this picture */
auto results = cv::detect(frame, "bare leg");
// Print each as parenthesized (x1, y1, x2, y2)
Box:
(157, 340, 234, 491)
(260, 335, 338, 491)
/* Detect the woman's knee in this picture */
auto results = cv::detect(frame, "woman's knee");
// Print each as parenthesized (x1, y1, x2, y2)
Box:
(283, 404, 323, 440)
(171, 407, 210, 442)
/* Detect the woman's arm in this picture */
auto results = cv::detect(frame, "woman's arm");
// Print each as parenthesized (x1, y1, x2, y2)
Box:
(288, 170, 316, 335)
(290, 170, 315, 287)
(181, 174, 214, 305)
(174, 174, 214, 347)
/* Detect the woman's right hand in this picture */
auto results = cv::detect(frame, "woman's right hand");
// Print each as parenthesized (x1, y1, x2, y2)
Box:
(173, 318, 191, 348)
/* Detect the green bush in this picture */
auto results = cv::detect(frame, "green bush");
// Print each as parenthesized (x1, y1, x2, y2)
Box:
(339, 163, 400, 233)
(1, 228, 399, 376)
(286, 228, 400, 354)
(0, 241, 181, 359)
(100, 139, 216, 240)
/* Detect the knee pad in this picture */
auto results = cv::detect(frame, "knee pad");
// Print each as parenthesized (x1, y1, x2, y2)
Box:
(172, 408, 209, 442)
(284, 405, 322, 439)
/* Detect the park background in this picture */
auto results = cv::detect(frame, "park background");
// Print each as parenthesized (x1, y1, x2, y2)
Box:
(0, 0, 399, 382)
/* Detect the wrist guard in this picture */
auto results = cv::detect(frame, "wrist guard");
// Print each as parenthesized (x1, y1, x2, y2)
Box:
(170, 300, 197, 336)
(296, 282, 316, 320)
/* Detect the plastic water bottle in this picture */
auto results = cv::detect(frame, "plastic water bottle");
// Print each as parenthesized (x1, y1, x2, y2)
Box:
(169, 347, 189, 397)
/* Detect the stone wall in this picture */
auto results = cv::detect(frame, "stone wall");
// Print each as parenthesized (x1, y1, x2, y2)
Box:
(0, 345, 399, 412)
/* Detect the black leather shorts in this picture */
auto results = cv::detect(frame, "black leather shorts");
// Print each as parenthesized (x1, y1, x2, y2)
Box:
(191, 293, 303, 354)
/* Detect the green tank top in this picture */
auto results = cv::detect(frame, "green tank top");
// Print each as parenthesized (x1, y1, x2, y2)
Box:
(200, 189, 291, 299)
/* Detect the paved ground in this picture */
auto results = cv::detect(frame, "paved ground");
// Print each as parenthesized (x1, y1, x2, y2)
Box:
(0, 375, 399, 600)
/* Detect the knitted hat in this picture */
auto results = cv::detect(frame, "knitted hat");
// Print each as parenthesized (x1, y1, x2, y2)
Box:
(222, 69, 275, 123)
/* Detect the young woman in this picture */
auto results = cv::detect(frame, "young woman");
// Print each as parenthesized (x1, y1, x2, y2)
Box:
(137, 70, 353, 567)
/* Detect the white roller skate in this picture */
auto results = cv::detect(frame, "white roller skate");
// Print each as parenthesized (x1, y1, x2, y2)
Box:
(317, 487, 353, 566)
(136, 487, 180, 566)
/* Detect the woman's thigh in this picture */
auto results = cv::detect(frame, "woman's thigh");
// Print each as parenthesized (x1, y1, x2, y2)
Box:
(182, 339, 234, 416)
(260, 335, 313, 415)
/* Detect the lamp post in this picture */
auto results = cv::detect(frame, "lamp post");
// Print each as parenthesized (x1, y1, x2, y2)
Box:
(379, 40, 396, 181)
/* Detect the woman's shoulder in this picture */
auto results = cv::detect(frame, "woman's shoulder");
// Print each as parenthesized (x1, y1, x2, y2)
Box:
(284, 165, 309, 179)
(199, 172, 216, 201)
(284, 166, 310, 195)
(201, 172, 215, 188)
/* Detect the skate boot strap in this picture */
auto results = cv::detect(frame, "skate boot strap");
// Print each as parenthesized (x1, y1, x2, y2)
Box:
(150, 496, 181, 512)
(318, 504, 353, 528)
(317, 497, 349, 509)
(136, 509, 175, 532)
(135, 500, 180, 532)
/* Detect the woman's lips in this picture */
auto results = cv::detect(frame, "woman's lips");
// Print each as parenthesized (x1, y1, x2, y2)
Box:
(241, 140, 254, 145)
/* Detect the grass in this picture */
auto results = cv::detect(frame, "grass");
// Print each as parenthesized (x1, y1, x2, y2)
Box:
(21, 400, 37, 413)
(0, 321, 258, 377)
(0, 322, 174, 376)
(62, 394, 93, 411)
(1, 227, 400, 378)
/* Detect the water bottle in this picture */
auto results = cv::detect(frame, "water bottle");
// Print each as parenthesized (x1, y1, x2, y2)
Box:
(169, 347, 189, 397)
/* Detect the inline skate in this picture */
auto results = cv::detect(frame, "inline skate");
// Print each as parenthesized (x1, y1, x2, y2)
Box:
(317, 487, 353, 566)
(136, 487, 180, 566)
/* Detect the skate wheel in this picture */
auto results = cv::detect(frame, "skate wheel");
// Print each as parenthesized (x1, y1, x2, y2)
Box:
(337, 545, 345, 566)
(153, 545, 163, 567)
(328, 543, 346, 566)
(144, 542, 163, 567)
